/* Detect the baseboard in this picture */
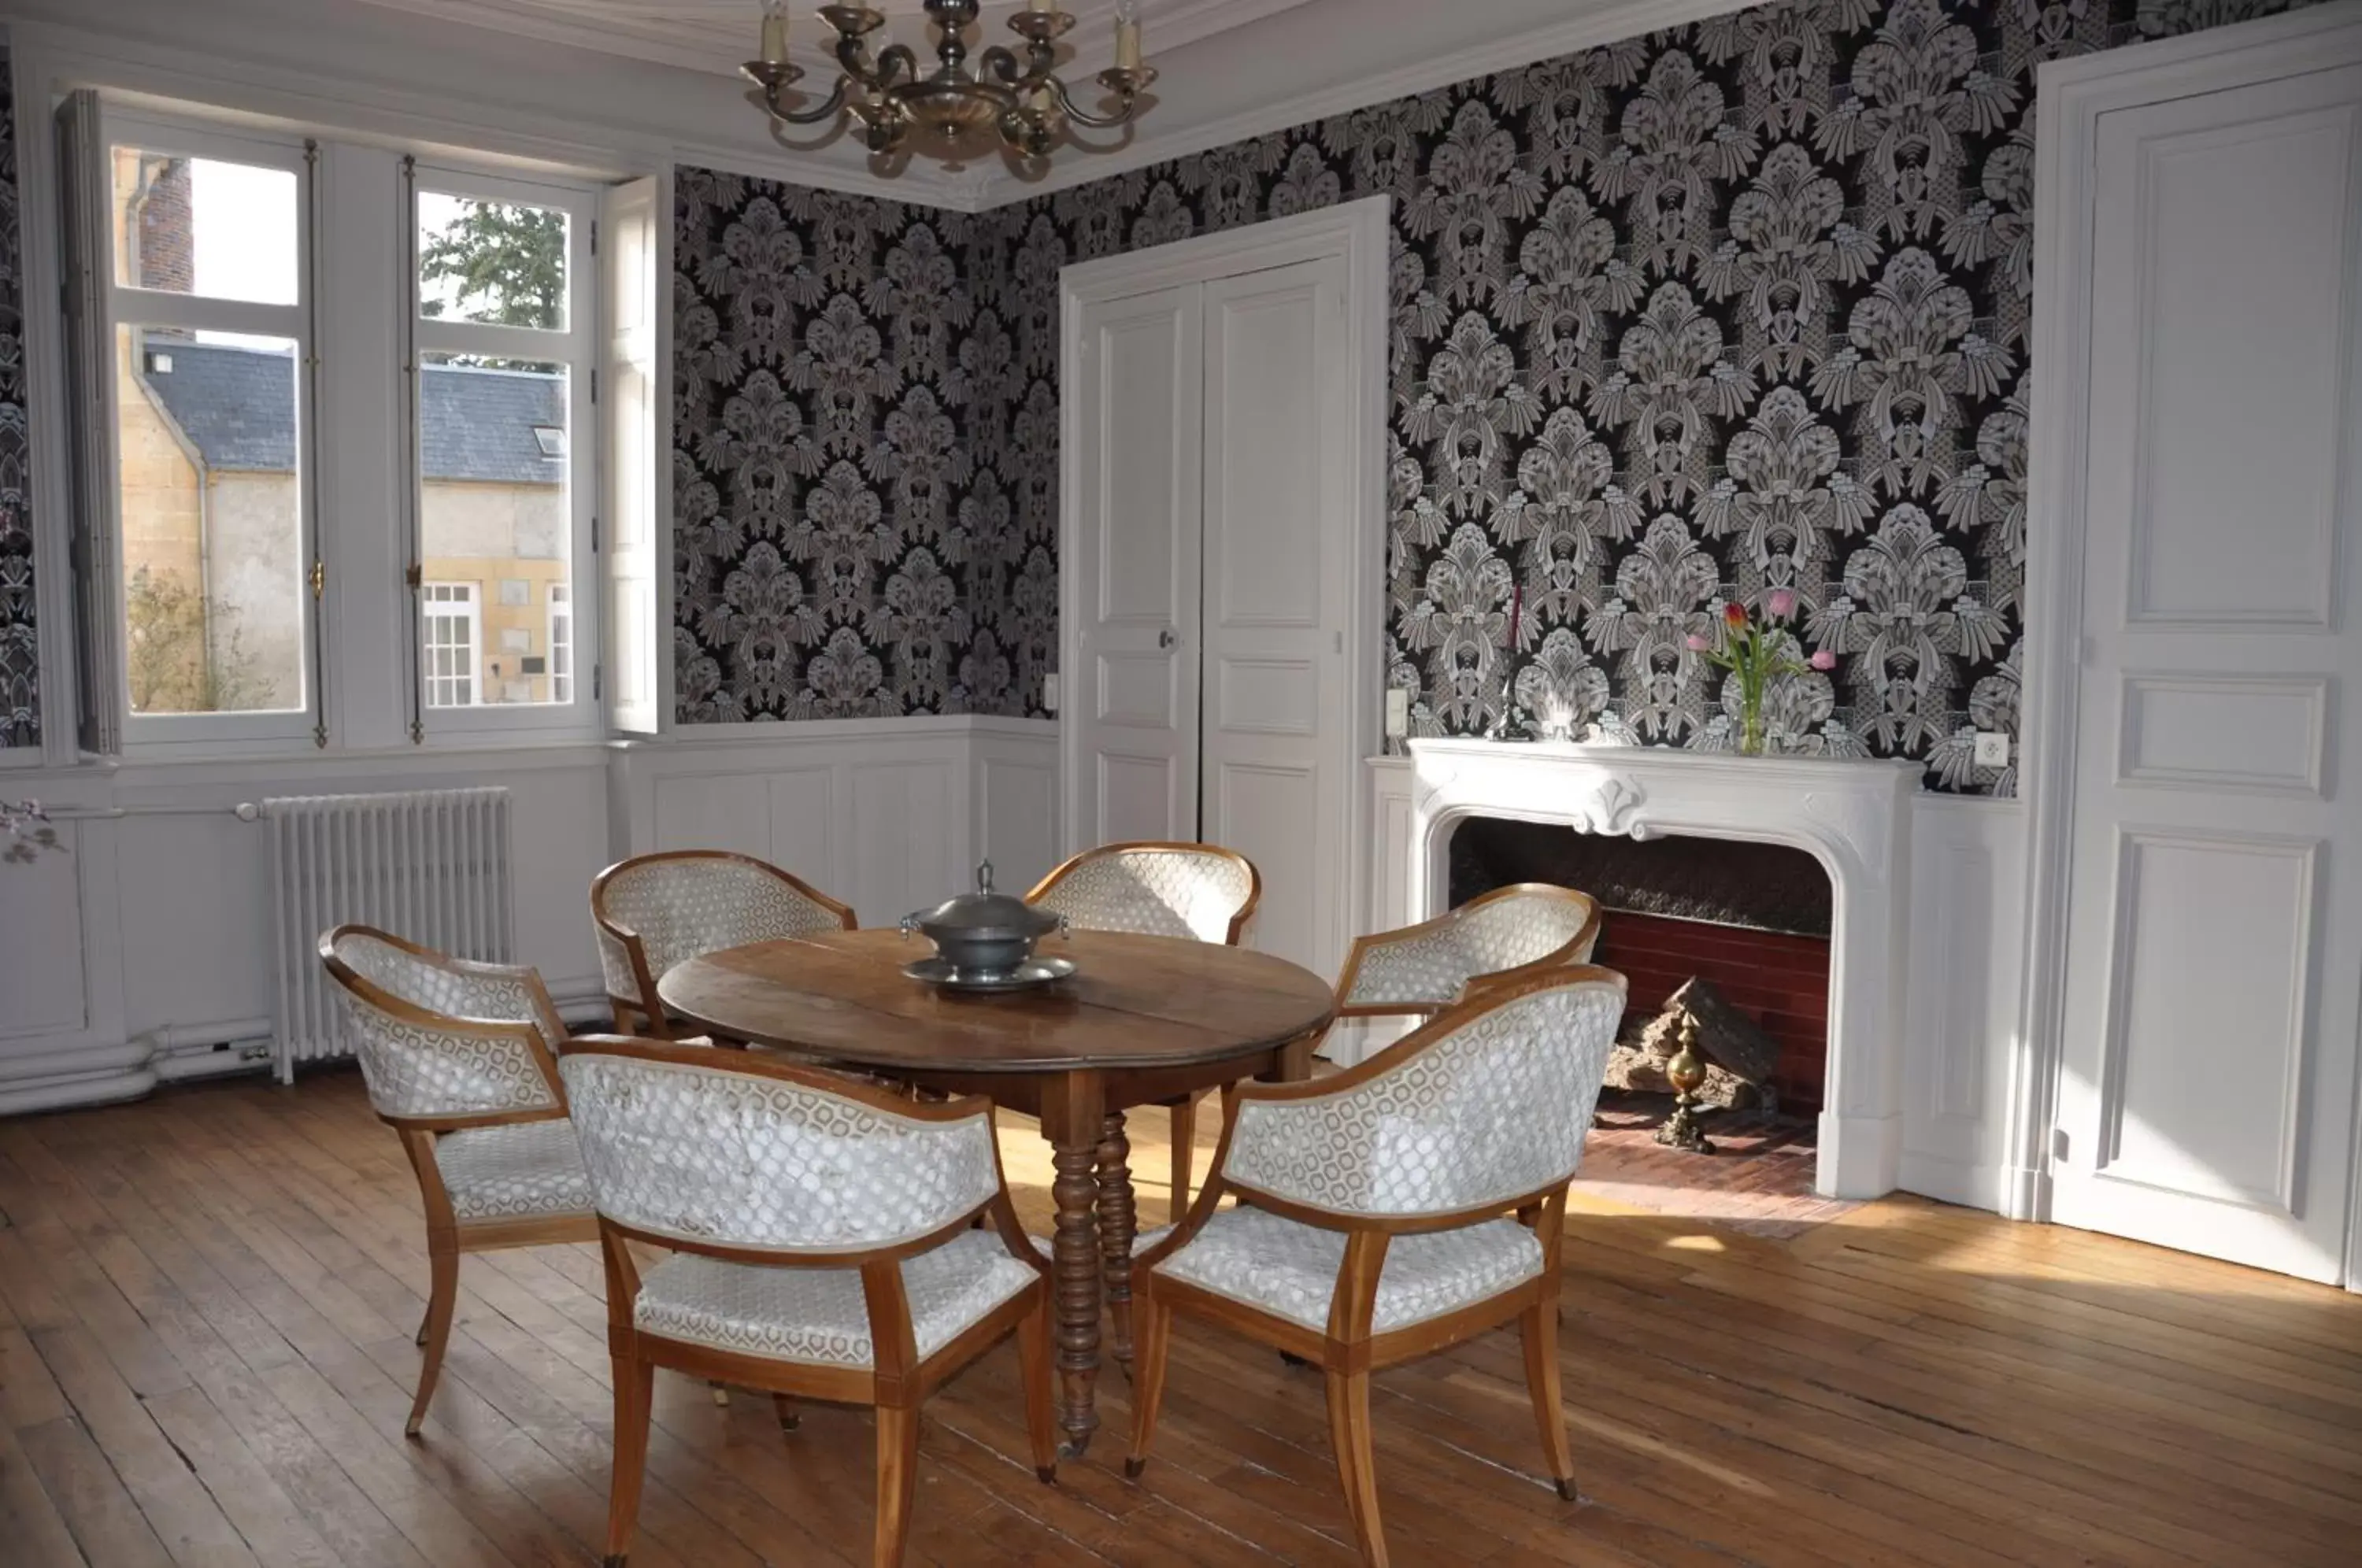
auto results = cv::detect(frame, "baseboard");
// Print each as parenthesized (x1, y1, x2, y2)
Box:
(1897, 1150, 2006, 1215)
(1816, 1108, 1905, 1200)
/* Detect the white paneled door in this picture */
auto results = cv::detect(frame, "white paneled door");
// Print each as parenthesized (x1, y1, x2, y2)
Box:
(1064, 204, 1385, 982)
(1068, 286, 1205, 845)
(2049, 57, 2362, 1281)
(1198, 258, 1352, 972)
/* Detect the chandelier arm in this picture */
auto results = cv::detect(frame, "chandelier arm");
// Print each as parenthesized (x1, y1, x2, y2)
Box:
(977, 44, 1026, 87)
(1053, 76, 1146, 130)
(872, 43, 923, 87)
(768, 77, 851, 126)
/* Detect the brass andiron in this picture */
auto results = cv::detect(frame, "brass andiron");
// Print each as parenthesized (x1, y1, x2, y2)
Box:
(1656, 1008, 1716, 1155)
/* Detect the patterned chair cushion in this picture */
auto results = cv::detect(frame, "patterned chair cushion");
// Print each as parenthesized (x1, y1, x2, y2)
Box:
(633, 1230, 1036, 1367)
(1030, 849, 1253, 944)
(432, 1119, 593, 1222)
(1155, 1207, 1543, 1333)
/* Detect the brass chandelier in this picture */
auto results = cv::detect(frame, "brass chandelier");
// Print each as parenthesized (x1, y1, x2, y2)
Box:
(742, 0, 1157, 163)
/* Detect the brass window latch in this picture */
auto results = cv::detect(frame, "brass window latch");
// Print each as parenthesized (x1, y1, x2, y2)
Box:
(309, 558, 326, 600)
(404, 563, 424, 590)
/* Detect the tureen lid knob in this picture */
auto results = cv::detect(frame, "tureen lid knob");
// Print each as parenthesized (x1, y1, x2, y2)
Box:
(976, 859, 995, 893)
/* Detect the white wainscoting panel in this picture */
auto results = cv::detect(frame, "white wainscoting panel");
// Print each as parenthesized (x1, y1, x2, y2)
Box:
(0, 819, 89, 1043)
(613, 716, 1062, 933)
(1898, 797, 2027, 1211)
(1326, 756, 1416, 1067)
(0, 748, 611, 1116)
(975, 721, 1061, 896)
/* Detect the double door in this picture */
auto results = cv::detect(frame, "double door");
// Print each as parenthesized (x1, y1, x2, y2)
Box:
(1064, 256, 1353, 977)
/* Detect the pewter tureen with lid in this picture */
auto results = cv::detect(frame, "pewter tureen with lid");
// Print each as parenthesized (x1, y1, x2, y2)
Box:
(900, 861, 1071, 987)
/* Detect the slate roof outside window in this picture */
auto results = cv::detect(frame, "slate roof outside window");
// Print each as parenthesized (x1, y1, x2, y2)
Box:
(139, 338, 565, 485)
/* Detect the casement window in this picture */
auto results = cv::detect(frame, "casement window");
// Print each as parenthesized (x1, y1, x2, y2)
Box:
(59, 102, 321, 749)
(57, 91, 663, 754)
(399, 161, 595, 738)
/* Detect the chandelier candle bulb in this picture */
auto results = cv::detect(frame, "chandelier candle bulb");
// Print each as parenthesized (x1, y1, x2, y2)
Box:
(760, 0, 788, 63)
(1115, 0, 1144, 69)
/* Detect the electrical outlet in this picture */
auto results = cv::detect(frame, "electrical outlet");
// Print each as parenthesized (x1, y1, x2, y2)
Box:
(1385, 688, 1409, 738)
(1043, 673, 1061, 714)
(1974, 731, 2011, 768)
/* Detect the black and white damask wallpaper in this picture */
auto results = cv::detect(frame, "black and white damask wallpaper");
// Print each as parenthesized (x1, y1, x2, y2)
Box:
(0, 40, 36, 749)
(672, 174, 994, 719)
(673, 0, 2310, 793)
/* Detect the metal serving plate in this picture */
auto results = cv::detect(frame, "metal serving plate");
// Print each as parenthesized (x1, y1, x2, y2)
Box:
(901, 953, 1078, 994)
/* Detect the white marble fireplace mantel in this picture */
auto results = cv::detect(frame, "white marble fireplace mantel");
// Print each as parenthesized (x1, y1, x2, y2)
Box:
(1408, 738, 1921, 1200)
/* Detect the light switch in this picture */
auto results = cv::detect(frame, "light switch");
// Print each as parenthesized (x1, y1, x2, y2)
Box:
(1385, 688, 1409, 738)
(1974, 731, 2010, 767)
(1044, 673, 1061, 714)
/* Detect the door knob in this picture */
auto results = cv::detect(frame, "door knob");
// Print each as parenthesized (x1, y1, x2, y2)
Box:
(1159, 627, 1179, 649)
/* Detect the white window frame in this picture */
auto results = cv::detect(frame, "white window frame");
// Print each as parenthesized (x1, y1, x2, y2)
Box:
(98, 109, 321, 750)
(546, 580, 573, 704)
(404, 161, 598, 740)
(420, 581, 481, 708)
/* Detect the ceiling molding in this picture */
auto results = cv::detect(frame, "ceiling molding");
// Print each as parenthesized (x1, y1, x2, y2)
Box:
(966, 0, 1756, 207)
(346, 0, 1320, 80)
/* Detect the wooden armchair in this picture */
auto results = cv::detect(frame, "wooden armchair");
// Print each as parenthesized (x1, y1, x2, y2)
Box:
(318, 925, 594, 1438)
(1027, 841, 1261, 1213)
(1125, 965, 1630, 1567)
(591, 850, 856, 1037)
(1335, 882, 1602, 1022)
(557, 1037, 1057, 1568)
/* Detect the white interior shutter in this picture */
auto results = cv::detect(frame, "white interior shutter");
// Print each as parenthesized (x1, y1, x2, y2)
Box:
(54, 90, 121, 756)
(598, 175, 665, 736)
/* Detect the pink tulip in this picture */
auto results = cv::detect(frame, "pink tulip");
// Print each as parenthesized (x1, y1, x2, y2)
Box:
(1809, 649, 1838, 671)
(1685, 633, 1710, 652)
(1767, 588, 1797, 619)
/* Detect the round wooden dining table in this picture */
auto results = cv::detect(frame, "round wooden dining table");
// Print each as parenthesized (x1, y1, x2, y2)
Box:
(657, 925, 1337, 1455)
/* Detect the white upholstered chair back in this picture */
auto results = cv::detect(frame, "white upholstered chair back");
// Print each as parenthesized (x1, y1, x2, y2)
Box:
(593, 852, 854, 1021)
(1026, 843, 1260, 945)
(558, 1048, 1003, 1253)
(320, 926, 565, 1122)
(1341, 884, 1602, 1013)
(1224, 969, 1627, 1219)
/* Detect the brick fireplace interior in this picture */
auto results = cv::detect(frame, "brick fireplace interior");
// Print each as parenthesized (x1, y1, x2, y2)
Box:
(1449, 817, 1849, 1232)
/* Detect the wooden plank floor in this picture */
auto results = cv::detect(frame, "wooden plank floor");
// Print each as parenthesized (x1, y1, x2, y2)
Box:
(4, 1071, 2360, 1566)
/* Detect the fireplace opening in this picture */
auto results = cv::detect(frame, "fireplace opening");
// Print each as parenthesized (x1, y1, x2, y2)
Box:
(1448, 815, 1849, 1233)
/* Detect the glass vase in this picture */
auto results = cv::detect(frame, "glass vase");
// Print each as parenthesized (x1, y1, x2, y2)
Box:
(1738, 704, 1767, 757)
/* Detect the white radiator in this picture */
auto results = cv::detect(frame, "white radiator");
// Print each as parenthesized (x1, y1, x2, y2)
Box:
(267, 787, 516, 1082)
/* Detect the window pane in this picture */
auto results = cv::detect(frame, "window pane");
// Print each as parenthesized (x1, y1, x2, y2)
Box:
(112, 148, 298, 305)
(417, 191, 568, 330)
(547, 582, 573, 704)
(422, 583, 479, 708)
(116, 325, 306, 716)
(417, 353, 571, 706)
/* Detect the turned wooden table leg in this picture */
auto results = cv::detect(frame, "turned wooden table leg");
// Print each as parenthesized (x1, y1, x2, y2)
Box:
(1042, 1071, 1107, 1458)
(1097, 1111, 1138, 1368)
